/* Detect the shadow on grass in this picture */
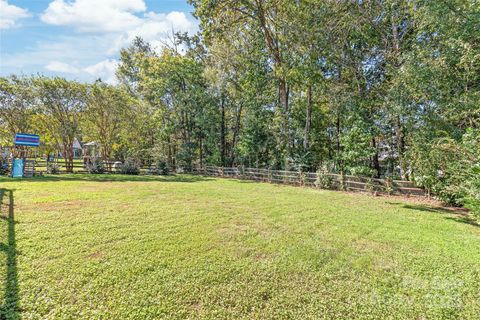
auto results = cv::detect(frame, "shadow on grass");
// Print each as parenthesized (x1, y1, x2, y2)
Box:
(387, 202, 479, 228)
(401, 204, 453, 214)
(0, 174, 214, 184)
(0, 189, 19, 319)
(444, 216, 479, 227)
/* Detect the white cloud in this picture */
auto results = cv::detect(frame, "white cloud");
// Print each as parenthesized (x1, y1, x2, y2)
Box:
(1, 1, 198, 83)
(112, 11, 198, 54)
(2, 34, 116, 70)
(84, 59, 118, 84)
(40, 0, 198, 48)
(43, 59, 119, 84)
(0, 0, 30, 29)
(45, 61, 80, 74)
(41, 0, 147, 32)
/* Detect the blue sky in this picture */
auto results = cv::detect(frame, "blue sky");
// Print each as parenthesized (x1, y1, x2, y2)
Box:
(0, 0, 197, 83)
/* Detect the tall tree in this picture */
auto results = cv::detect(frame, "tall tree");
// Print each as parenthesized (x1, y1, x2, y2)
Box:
(0, 76, 34, 139)
(33, 77, 86, 172)
(84, 80, 133, 162)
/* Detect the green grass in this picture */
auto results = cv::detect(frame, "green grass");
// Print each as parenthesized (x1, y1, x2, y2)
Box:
(0, 174, 479, 319)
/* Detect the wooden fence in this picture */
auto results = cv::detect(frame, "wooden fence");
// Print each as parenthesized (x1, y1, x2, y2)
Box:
(28, 159, 156, 174)
(195, 166, 426, 197)
(17, 159, 426, 197)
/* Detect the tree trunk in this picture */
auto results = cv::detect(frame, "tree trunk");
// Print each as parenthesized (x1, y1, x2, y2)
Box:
(371, 137, 380, 178)
(336, 113, 342, 171)
(304, 85, 313, 150)
(395, 116, 408, 180)
(63, 140, 74, 173)
(229, 103, 243, 166)
(279, 79, 291, 163)
(279, 79, 289, 114)
(220, 95, 226, 166)
(167, 136, 173, 169)
(199, 135, 203, 169)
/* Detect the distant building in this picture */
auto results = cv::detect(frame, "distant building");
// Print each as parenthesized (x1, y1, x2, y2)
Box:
(73, 138, 82, 158)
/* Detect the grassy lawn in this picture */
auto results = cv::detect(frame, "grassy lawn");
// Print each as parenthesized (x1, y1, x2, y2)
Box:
(0, 174, 479, 319)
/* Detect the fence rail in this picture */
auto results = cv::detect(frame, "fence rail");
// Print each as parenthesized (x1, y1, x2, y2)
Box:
(23, 158, 158, 174)
(196, 166, 426, 197)
(10, 159, 426, 197)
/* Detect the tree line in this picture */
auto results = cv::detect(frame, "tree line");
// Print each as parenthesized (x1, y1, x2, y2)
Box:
(0, 0, 478, 214)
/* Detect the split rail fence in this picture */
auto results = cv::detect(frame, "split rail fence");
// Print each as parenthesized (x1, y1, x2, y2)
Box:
(196, 166, 426, 197)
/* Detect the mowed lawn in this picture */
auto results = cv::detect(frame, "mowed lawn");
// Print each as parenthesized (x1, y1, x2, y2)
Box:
(0, 175, 479, 319)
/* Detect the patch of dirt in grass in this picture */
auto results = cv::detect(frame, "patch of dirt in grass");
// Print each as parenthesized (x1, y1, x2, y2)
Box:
(353, 239, 390, 253)
(255, 253, 270, 261)
(379, 193, 454, 208)
(87, 251, 104, 260)
(33, 199, 86, 211)
(191, 301, 203, 312)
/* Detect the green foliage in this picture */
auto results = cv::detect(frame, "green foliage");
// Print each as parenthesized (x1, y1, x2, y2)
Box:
(47, 162, 61, 174)
(120, 158, 140, 175)
(459, 129, 480, 217)
(409, 128, 480, 217)
(0, 76, 35, 137)
(32, 76, 86, 172)
(149, 160, 170, 175)
(86, 157, 105, 174)
(315, 167, 334, 190)
(365, 177, 376, 194)
(83, 81, 132, 162)
(385, 176, 396, 196)
(1, 1, 479, 214)
(0, 157, 9, 176)
(339, 118, 376, 177)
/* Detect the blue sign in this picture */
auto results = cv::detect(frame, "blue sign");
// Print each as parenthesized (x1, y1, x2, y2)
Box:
(14, 133, 40, 147)
(12, 158, 24, 178)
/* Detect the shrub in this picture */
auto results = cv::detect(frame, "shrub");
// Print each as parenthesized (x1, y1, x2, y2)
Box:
(0, 158, 9, 176)
(365, 177, 376, 194)
(47, 162, 61, 174)
(86, 157, 104, 174)
(156, 160, 169, 175)
(299, 170, 307, 185)
(315, 168, 334, 189)
(121, 158, 140, 175)
(176, 142, 195, 172)
(384, 176, 396, 195)
(149, 160, 169, 175)
(409, 128, 479, 218)
(464, 167, 480, 217)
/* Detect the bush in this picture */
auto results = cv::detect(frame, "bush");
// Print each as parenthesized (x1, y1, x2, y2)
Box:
(149, 160, 169, 175)
(384, 176, 396, 195)
(315, 168, 334, 189)
(365, 177, 376, 194)
(464, 165, 480, 217)
(121, 158, 140, 175)
(176, 142, 195, 172)
(86, 157, 104, 174)
(156, 160, 169, 175)
(409, 128, 480, 218)
(47, 162, 61, 174)
(0, 158, 9, 176)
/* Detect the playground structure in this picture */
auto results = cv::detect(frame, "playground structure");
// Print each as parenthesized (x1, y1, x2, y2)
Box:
(10, 133, 40, 178)
(82, 141, 101, 167)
